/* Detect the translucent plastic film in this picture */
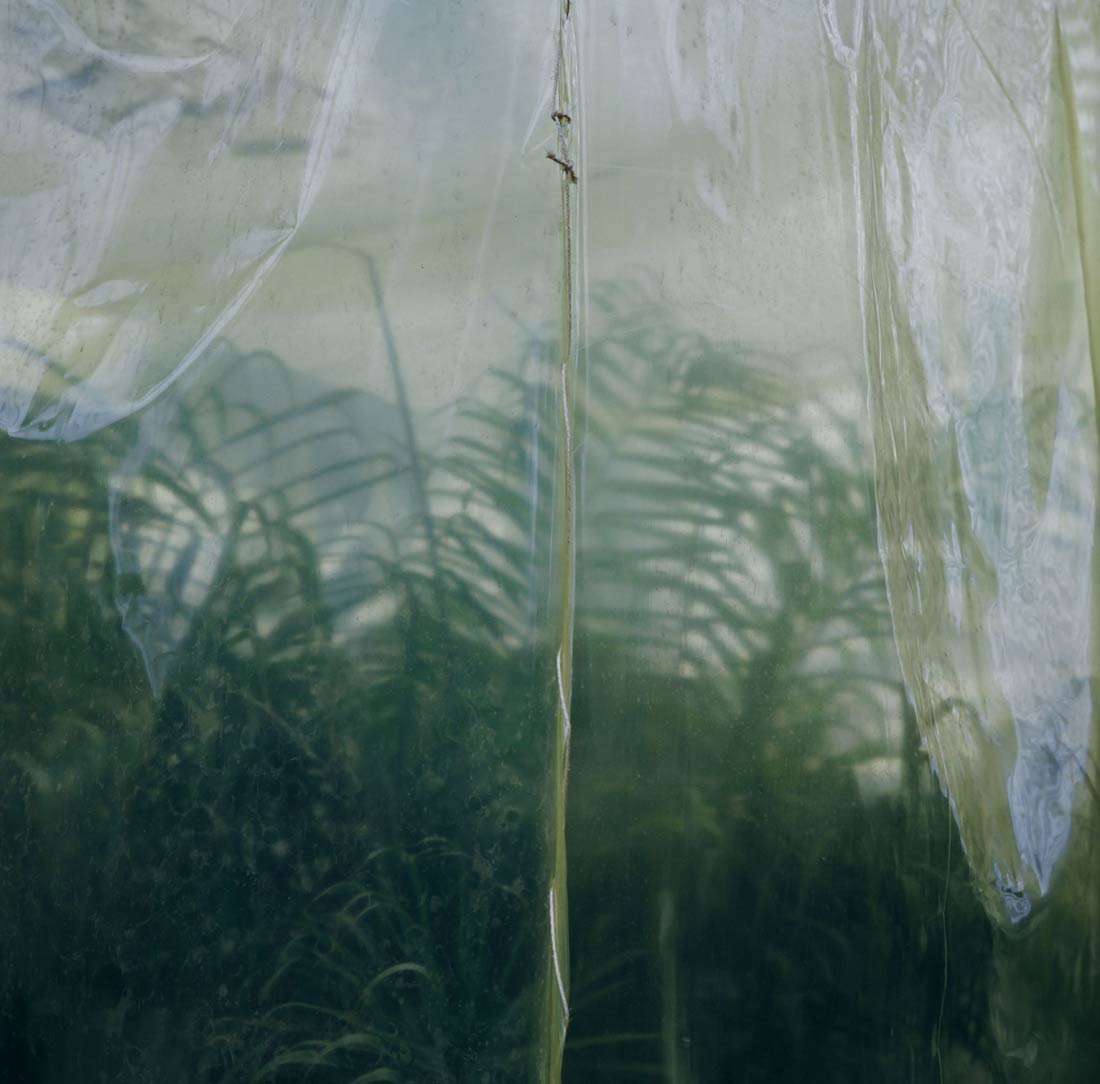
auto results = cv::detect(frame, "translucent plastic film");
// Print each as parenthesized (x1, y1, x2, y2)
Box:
(832, 0, 1100, 1073)
(836, 0, 1100, 933)
(3, 2, 565, 1081)
(3, 1, 1100, 1083)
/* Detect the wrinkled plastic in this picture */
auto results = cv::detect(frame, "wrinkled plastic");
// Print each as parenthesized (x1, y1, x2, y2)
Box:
(3, 2, 563, 1081)
(831, 2, 1100, 1073)
(3, 2, 1100, 1083)
(833, 0, 1100, 933)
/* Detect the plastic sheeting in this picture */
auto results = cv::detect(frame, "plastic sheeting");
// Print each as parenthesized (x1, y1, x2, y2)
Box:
(840, 0, 1100, 928)
(2, 1, 1099, 1082)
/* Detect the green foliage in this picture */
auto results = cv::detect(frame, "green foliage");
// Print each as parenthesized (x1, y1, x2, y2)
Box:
(1, 283, 1094, 1084)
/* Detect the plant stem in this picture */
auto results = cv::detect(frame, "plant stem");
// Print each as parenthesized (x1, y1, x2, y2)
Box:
(545, 1, 579, 1081)
(364, 254, 450, 628)
(1055, 8, 1100, 961)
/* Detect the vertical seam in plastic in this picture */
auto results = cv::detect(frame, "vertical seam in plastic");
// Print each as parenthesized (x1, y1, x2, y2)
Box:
(545, 0, 578, 1080)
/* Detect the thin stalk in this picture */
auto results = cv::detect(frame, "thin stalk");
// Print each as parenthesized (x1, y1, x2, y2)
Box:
(364, 254, 450, 629)
(1055, 8, 1100, 959)
(544, 1, 579, 1081)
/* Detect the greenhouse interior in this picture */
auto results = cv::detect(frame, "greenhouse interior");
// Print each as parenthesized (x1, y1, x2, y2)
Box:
(1, 1, 1099, 1082)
